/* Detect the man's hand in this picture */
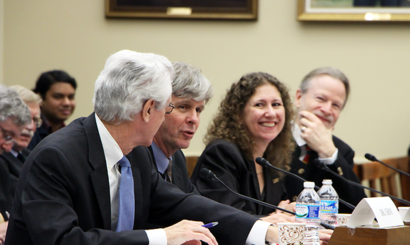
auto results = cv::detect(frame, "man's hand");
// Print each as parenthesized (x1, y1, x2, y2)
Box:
(319, 229, 333, 245)
(265, 225, 279, 244)
(299, 111, 336, 158)
(164, 220, 218, 245)
(0, 222, 8, 245)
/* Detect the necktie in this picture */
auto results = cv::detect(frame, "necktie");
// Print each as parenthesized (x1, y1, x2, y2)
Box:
(17, 153, 26, 163)
(165, 159, 173, 183)
(302, 145, 312, 164)
(116, 156, 135, 232)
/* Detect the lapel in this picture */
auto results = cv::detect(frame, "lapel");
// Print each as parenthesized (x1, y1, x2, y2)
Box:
(84, 113, 112, 230)
(1, 152, 23, 178)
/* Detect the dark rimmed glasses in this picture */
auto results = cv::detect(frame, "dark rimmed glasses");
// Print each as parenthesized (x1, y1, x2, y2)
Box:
(165, 103, 175, 114)
(0, 124, 14, 144)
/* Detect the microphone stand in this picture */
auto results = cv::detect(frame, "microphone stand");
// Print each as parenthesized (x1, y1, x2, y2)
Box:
(200, 168, 335, 230)
(314, 160, 410, 206)
(365, 153, 410, 178)
(255, 157, 356, 211)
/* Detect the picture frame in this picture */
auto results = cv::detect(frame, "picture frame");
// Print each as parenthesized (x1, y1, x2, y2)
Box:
(298, 0, 410, 22)
(106, 0, 258, 20)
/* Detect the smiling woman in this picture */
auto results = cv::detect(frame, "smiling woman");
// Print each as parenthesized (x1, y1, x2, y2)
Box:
(190, 72, 295, 218)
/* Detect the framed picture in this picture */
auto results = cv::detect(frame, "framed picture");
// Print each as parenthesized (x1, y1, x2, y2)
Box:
(298, 0, 410, 21)
(106, 0, 258, 20)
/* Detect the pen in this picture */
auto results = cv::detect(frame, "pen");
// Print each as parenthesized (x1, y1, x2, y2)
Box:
(202, 222, 218, 228)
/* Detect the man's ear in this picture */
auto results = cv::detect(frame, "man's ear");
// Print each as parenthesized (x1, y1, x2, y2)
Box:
(294, 89, 302, 108)
(142, 99, 155, 123)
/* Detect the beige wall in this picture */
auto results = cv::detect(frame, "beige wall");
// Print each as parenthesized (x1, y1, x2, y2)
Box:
(2, 1, 410, 162)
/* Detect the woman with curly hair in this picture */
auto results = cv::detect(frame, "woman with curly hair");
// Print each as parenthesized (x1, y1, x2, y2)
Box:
(191, 72, 295, 222)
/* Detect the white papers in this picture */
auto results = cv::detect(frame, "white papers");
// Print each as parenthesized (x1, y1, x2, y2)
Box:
(347, 197, 403, 228)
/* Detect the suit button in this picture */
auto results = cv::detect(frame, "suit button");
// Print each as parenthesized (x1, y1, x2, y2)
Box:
(292, 196, 297, 202)
(337, 167, 343, 175)
(298, 168, 305, 175)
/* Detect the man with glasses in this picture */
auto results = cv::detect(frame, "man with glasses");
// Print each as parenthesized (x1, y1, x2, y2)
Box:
(148, 61, 212, 194)
(0, 84, 31, 244)
(0, 86, 42, 227)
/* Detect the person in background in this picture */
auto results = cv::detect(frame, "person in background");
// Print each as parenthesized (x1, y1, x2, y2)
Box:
(148, 61, 213, 194)
(0, 85, 31, 245)
(28, 70, 77, 150)
(191, 72, 296, 224)
(284, 67, 366, 213)
(5, 50, 286, 245)
(0, 85, 42, 222)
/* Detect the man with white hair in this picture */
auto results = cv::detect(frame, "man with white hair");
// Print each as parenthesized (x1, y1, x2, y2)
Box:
(0, 85, 31, 244)
(0, 86, 41, 220)
(6, 50, 283, 245)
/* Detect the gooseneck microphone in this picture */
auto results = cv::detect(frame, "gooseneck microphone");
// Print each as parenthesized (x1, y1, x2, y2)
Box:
(313, 159, 410, 206)
(255, 157, 356, 211)
(199, 168, 335, 230)
(365, 153, 410, 178)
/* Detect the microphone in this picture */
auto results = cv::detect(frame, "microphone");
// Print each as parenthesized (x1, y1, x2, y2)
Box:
(255, 157, 356, 211)
(365, 153, 410, 178)
(313, 159, 410, 206)
(199, 168, 335, 230)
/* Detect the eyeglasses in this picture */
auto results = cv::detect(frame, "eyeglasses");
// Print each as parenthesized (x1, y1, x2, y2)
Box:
(0, 124, 15, 144)
(165, 103, 175, 114)
(32, 116, 42, 128)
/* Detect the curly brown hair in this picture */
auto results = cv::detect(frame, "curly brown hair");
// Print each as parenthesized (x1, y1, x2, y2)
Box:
(205, 72, 295, 171)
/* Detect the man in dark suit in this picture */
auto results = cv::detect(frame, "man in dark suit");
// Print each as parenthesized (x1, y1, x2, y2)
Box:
(284, 67, 366, 213)
(0, 85, 41, 221)
(0, 85, 31, 244)
(149, 61, 213, 194)
(6, 50, 281, 245)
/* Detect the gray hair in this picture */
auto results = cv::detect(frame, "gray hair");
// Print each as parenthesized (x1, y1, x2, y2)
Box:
(172, 62, 213, 103)
(93, 50, 174, 123)
(300, 67, 350, 107)
(0, 85, 31, 125)
(10, 85, 42, 104)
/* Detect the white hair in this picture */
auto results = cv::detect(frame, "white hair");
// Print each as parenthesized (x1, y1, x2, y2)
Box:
(93, 50, 174, 123)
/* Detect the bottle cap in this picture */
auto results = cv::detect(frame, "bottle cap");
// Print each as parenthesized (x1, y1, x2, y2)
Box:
(322, 179, 332, 185)
(304, 181, 315, 188)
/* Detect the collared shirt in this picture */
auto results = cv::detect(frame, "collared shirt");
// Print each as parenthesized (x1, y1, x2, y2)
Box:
(150, 141, 172, 174)
(10, 149, 18, 158)
(95, 114, 166, 245)
(292, 123, 338, 165)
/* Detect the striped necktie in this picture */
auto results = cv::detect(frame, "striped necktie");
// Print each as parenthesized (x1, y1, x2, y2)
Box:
(302, 145, 312, 164)
(165, 158, 173, 183)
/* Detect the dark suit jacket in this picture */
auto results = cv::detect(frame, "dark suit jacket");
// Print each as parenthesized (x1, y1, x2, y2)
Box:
(191, 140, 288, 216)
(284, 135, 366, 213)
(148, 146, 199, 195)
(0, 148, 30, 220)
(6, 113, 258, 245)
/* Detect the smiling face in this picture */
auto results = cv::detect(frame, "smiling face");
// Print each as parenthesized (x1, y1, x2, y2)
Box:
(295, 74, 346, 129)
(242, 84, 285, 148)
(40, 82, 76, 124)
(153, 95, 204, 157)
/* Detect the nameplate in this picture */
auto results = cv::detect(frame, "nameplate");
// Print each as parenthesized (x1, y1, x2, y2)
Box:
(347, 197, 403, 228)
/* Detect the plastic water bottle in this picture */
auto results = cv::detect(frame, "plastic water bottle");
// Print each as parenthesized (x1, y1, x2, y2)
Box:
(317, 179, 338, 226)
(295, 181, 321, 227)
